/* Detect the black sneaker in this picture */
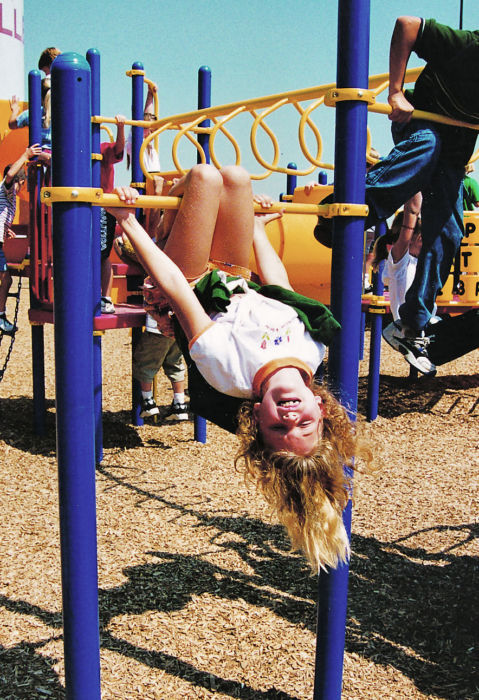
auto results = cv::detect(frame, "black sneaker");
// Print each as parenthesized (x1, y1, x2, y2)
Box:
(382, 320, 436, 376)
(163, 402, 189, 421)
(140, 397, 159, 418)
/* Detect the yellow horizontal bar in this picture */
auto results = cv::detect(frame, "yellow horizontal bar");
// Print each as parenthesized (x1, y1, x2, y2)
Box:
(41, 187, 104, 204)
(368, 102, 479, 132)
(40, 187, 368, 217)
(92, 68, 424, 134)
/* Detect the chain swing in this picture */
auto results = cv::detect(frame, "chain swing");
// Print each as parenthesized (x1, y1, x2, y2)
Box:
(0, 275, 22, 381)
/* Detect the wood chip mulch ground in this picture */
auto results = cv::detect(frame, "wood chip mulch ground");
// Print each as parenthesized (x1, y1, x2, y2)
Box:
(0, 285, 478, 699)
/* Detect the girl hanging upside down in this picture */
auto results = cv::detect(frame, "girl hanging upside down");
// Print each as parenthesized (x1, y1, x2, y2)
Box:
(108, 164, 372, 572)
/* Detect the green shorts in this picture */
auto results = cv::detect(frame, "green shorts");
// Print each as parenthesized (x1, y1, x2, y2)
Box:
(132, 331, 185, 383)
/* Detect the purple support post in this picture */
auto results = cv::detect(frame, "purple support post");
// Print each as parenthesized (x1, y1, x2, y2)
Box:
(366, 219, 386, 421)
(314, 1, 370, 698)
(87, 48, 103, 463)
(28, 70, 47, 435)
(51, 53, 101, 699)
(130, 62, 145, 426)
(194, 65, 212, 444)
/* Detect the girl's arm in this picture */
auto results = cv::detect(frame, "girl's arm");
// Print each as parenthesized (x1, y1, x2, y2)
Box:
(108, 187, 211, 342)
(252, 195, 292, 289)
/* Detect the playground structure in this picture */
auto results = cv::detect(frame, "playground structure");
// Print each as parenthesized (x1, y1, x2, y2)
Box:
(2, 66, 479, 424)
(1, 4, 479, 699)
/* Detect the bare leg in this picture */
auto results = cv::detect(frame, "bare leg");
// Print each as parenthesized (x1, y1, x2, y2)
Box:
(162, 164, 223, 279)
(209, 166, 255, 270)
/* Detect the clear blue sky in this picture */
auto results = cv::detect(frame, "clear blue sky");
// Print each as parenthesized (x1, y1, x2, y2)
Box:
(23, 0, 479, 195)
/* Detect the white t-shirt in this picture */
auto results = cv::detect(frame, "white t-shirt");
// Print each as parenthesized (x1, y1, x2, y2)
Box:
(126, 131, 161, 172)
(189, 276, 325, 399)
(382, 250, 437, 320)
(382, 251, 417, 321)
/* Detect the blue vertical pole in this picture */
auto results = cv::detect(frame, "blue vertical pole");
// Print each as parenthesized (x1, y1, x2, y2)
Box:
(87, 48, 103, 463)
(131, 62, 145, 196)
(131, 62, 145, 426)
(51, 53, 101, 700)
(194, 65, 211, 444)
(287, 162, 297, 196)
(314, 1, 370, 698)
(197, 65, 211, 164)
(28, 70, 46, 435)
(28, 70, 42, 145)
(366, 220, 386, 421)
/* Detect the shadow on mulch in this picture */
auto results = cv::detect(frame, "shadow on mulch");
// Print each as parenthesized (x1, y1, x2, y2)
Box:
(348, 529, 478, 699)
(0, 396, 57, 456)
(98, 465, 477, 699)
(358, 373, 479, 419)
(1, 402, 477, 699)
(1, 474, 477, 700)
(0, 397, 148, 456)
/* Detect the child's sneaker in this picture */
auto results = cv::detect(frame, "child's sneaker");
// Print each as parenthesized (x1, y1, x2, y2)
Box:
(140, 396, 159, 418)
(101, 296, 115, 314)
(0, 315, 17, 335)
(382, 320, 436, 376)
(164, 401, 189, 421)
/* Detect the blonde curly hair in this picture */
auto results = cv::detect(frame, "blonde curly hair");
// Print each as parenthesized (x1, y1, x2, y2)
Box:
(235, 383, 372, 572)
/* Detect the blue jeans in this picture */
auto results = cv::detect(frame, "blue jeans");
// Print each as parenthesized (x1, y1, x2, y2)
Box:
(366, 120, 464, 332)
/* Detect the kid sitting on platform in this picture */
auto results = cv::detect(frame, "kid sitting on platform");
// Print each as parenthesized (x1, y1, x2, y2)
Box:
(107, 164, 372, 572)
(0, 143, 42, 334)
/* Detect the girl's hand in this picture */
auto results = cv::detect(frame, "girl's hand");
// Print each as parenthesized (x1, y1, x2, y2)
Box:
(253, 193, 274, 209)
(253, 193, 283, 226)
(106, 186, 139, 220)
(5, 227, 16, 240)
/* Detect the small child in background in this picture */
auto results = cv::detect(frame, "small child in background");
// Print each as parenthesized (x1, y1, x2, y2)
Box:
(372, 208, 423, 321)
(119, 175, 189, 420)
(126, 82, 160, 173)
(38, 47, 61, 76)
(0, 143, 42, 333)
(133, 318, 189, 421)
(99, 114, 126, 313)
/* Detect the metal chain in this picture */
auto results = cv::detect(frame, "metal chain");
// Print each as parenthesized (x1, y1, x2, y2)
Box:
(0, 276, 22, 381)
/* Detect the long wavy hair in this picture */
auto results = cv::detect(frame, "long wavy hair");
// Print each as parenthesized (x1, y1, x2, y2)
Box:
(235, 383, 373, 572)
